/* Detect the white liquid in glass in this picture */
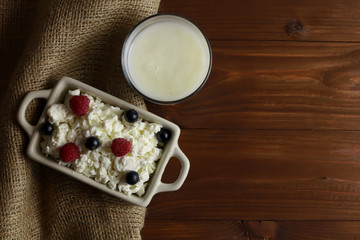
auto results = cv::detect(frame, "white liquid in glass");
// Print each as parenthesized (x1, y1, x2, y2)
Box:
(128, 21, 210, 102)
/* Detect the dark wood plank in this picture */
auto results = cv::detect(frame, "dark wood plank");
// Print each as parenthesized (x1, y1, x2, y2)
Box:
(148, 1, 360, 239)
(159, 0, 360, 42)
(141, 220, 265, 240)
(276, 221, 360, 240)
(147, 41, 360, 130)
(142, 220, 360, 239)
(245, 221, 277, 240)
(147, 129, 360, 220)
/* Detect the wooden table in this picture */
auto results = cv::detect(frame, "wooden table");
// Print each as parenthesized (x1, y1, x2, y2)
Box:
(142, 0, 360, 239)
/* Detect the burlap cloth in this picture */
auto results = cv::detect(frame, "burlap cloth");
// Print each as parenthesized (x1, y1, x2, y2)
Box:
(0, 0, 161, 239)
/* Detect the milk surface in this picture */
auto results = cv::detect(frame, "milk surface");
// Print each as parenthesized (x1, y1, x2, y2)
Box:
(128, 21, 210, 102)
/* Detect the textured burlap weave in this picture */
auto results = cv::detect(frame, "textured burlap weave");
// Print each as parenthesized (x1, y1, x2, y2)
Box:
(0, 0, 160, 239)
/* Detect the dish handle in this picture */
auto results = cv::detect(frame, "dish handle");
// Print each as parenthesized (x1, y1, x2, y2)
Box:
(17, 89, 52, 136)
(155, 145, 190, 194)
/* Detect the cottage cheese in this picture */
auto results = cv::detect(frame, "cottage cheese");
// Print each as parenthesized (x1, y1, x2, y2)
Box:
(40, 89, 163, 196)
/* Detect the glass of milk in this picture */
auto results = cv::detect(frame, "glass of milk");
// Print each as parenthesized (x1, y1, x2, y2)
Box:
(122, 14, 212, 104)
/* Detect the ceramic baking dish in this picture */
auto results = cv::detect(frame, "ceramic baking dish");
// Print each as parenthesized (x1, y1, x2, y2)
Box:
(17, 76, 190, 207)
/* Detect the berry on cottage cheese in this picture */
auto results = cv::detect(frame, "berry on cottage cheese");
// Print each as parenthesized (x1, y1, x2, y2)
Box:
(111, 138, 132, 157)
(85, 136, 100, 150)
(60, 142, 80, 162)
(157, 127, 172, 143)
(124, 109, 139, 123)
(40, 122, 54, 135)
(125, 171, 140, 185)
(40, 89, 164, 196)
(69, 95, 90, 116)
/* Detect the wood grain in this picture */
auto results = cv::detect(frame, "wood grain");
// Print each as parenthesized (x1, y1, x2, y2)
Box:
(147, 129, 360, 220)
(141, 220, 264, 240)
(147, 41, 360, 130)
(276, 221, 360, 240)
(159, 0, 360, 42)
(149, 0, 360, 239)
(142, 220, 360, 239)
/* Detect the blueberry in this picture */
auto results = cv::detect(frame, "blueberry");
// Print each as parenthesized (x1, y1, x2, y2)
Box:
(156, 128, 171, 143)
(40, 122, 54, 135)
(125, 171, 139, 185)
(85, 136, 100, 150)
(124, 109, 139, 123)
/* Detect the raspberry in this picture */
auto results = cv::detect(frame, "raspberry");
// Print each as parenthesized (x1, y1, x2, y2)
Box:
(69, 95, 90, 116)
(111, 138, 131, 157)
(60, 142, 80, 162)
